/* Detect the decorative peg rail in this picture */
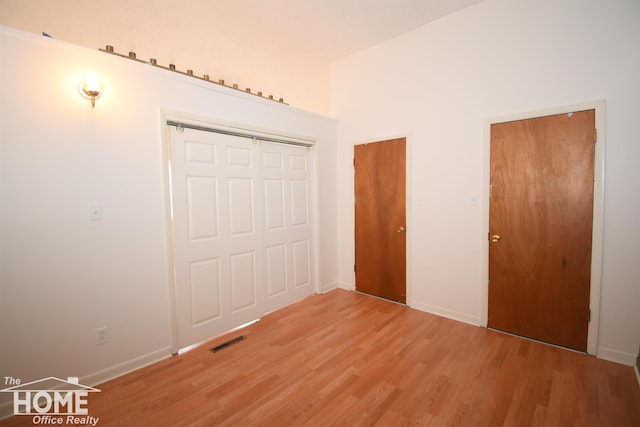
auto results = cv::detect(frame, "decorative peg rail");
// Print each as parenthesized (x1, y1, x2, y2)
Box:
(99, 45, 287, 105)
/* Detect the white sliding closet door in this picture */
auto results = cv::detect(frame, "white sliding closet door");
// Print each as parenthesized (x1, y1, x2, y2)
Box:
(168, 125, 314, 350)
(261, 142, 314, 312)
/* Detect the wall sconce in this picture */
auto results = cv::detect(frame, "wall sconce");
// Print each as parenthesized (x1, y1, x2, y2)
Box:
(78, 73, 103, 108)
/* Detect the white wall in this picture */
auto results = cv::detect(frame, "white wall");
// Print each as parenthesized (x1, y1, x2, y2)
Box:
(331, 0, 640, 364)
(0, 25, 337, 412)
(0, 2, 332, 116)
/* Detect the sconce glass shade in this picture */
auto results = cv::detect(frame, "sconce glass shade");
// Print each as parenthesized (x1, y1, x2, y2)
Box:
(79, 73, 103, 107)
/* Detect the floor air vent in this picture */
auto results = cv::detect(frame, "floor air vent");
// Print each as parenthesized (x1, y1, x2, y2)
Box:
(210, 336, 246, 353)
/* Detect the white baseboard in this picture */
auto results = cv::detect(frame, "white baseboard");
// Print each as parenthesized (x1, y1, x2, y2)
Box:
(337, 282, 354, 291)
(411, 302, 482, 327)
(335, 286, 481, 326)
(597, 347, 637, 366)
(0, 347, 172, 421)
(82, 346, 172, 387)
(318, 281, 340, 294)
(408, 307, 636, 368)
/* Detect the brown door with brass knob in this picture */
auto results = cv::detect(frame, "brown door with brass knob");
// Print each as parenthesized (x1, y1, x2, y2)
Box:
(488, 110, 595, 352)
(354, 138, 406, 303)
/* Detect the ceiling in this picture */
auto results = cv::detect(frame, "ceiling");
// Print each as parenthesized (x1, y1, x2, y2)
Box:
(0, 0, 484, 112)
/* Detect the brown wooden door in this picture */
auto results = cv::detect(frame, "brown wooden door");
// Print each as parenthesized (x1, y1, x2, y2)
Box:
(354, 138, 406, 303)
(488, 110, 595, 352)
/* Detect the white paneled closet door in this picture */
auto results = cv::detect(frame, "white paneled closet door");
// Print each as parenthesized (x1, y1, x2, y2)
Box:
(168, 125, 314, 350)
(261, 142, 314, 312)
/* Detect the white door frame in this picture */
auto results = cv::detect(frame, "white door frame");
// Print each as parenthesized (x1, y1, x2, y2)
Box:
(481, 100, 605, 356)
(159, 108, 319, 354)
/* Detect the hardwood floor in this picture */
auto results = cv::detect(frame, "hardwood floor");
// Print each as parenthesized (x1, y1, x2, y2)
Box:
(2, 289, 639, 426)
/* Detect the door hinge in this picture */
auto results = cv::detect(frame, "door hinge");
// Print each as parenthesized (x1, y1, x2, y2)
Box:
(594, 129, 597, 143)
(589, 309, 591, 322)
(354, 264, 356, 273)
(489, 184, 492, 195)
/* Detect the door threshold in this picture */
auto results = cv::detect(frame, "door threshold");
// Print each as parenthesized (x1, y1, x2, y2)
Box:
(354, 290, 406, 306)
(488, 327, 587, 355)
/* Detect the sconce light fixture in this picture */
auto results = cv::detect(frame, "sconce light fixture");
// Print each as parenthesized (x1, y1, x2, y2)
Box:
(78, 73, 103, 108)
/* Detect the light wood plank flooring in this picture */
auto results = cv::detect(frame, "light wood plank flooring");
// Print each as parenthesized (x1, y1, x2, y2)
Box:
(2, 289, 639, 426)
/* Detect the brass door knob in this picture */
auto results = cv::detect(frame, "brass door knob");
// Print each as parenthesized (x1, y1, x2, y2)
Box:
(491, 234, 501, 243)
(396, 226, 405, 233)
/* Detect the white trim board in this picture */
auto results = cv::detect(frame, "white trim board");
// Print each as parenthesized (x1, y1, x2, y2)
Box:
(597, 347, 638, 367)
(411, 302, 482, 327)
(0, 347, 171, 420)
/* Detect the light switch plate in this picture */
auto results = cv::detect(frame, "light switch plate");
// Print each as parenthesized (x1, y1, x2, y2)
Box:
(89, 204, 103, 220)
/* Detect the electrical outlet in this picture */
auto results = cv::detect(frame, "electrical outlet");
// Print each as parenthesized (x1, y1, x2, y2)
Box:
(96, 327, 108, 345)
